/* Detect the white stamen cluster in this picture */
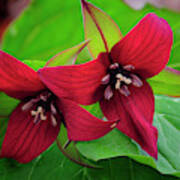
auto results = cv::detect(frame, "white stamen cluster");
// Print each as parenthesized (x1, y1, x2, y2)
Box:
(101, 63, 143, 100)
(22, 92, 58, 127)
(31, 106, 47, 123)
(115, 73, 132, 89)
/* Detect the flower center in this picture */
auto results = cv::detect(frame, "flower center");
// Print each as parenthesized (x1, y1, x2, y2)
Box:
(101, 63, 143, 100)
(22, 91, 61, 127)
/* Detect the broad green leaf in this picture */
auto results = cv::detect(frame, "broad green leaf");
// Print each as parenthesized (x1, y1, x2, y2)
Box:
(76, 129, 140, 161)
(0, 93, 19, 117)
(46, 40, 89, 67)
(0, 143, 178, 180)
(76, 96, 180, 177)
(148, 67, 180, 97)
(81, 0, 122, 58)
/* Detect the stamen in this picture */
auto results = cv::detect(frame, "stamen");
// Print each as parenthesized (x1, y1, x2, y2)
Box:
(104, 85, 113, 100)
(31, 106, 47, 123)
(51, 114, 57, 127)
(110, 122, 117, 128)
(109, 63, 119, 69)
(40, 95, 47, 101)
(101, 74, 110, 85)
(51, 103, 57, 115)
(123, 64, 135, 71)
(116, 73, 123, 80)
(123, 77, 132, 84)
(33, 113, 40, 124)
(40, 113, 47, 121)
(119, 85, 130, 97)
(131, 74, 143, 87)
(31, 110, 37, 116)
(115, 79, 121, 89)
(22, 98, 39, 111)
(116, 73, 132, 85)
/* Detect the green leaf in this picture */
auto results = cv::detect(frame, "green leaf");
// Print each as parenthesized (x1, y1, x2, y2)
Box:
(76, 96, 180, 177)
(0, 143, 178, 180)
(76, 129, 140, 160)
(46, 40, 89, 67)
(81, 102, 103, 118)
(0, 93, 19, 117)
(148, 67, 180, 97)
(81, 0, 122, 58)
(0, 117, 8, 149)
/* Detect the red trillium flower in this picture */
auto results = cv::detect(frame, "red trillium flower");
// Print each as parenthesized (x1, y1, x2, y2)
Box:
(0, 51, 116, 163)
(39, 13, 173, 159)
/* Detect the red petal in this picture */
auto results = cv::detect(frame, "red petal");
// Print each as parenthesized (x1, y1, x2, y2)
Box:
(1, 102, 60, 163)
(38, 53, 110, 105)
(57, 98, 115, 141)
(100, 81, 157, 158)
(111, 13, 173, 79)
(0, 51, 45, 99)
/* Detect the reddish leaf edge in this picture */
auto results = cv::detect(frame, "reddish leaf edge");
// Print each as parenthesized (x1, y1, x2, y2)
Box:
(165, 66, 180, 75)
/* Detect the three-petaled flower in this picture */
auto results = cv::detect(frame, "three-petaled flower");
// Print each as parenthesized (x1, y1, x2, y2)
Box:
(0, 51, 116, 163)
(39, 2, 173, 158)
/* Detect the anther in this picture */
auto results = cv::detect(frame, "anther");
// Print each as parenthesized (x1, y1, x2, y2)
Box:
(115, 79, 121, 89)
(123, 64, 135, 71)
(123, 77, 132, 85)
(116, 73, 132, 85)
(101, 74, 110, 85)
(51, 114, 57, 127)
(22, 98, 39, 111)
(116, 73, 123, 80)
(31, 106, 47, 123)
(110, 122, 117, 128)
(131, 74, 143, 87)
(40, 95, 47, 101)
(119, 85, 130, 97)
(109, 63, 119, 69)
(51, 103, 57, 115)
(104, 85, 113, 100)
(40, 112, 47, 121)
